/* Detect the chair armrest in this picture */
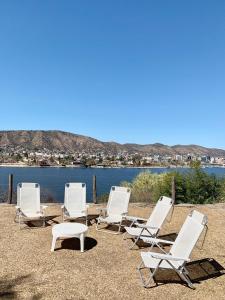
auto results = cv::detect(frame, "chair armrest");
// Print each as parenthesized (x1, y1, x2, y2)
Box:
(135, 223, 158, 230)
(142, 237, 174, 245)
(96, 207, 107, 211)
(96, 207, 107, 214)
(96, 207, 107, 217)
(40, 205, 48, 215)
(125, 215, 138, 222)
(151, 253, 190, 262)
(15, 206, 22, 216)
(41, 205, 48, 210)
(125, 216, 147, 222)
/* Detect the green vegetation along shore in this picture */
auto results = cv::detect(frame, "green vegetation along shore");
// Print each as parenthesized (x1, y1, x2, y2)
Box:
(120, 162, 225, 204)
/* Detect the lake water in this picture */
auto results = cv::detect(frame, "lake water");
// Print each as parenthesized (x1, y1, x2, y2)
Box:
(0, 166, 225, 203)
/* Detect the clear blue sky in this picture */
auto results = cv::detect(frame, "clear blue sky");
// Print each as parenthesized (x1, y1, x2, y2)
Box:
(0, 1, 225, 148)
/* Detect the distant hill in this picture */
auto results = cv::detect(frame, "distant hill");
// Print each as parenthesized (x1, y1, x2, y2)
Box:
(0, 130, 225, 156)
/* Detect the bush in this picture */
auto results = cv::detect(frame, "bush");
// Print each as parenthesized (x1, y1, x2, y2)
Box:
(96, 193, 109, 203)
(120, 167, 225, 204)
(121, 171, 166, 203)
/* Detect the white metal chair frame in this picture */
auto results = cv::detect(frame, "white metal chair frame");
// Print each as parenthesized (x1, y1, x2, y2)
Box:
(61, 183, 89, 225)
(15, 183, 47, 229)
(124, 196, 174, 249)
(96, 186, 131, 234)
(137, 210, 208, 289)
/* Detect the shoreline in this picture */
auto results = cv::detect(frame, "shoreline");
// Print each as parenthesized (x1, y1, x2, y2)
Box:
(0, 164, 225, 169)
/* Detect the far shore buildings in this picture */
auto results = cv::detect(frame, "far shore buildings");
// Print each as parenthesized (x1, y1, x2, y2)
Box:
(0, 146, 225, 167)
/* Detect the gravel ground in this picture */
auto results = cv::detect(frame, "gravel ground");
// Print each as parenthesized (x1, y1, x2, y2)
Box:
(0, 203, 225, 300)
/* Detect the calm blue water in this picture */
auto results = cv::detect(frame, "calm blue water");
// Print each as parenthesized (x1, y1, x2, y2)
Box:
(0, 167, 225, 202)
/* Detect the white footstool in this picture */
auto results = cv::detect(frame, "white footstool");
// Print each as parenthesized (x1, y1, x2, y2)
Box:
(51, 223, 88, 252)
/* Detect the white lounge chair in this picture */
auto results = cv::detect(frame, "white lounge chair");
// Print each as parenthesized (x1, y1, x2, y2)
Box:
(124, 196, 174, 249)
(62, 183, 88, 225)
(16, 183, 47, 228)
(96, 186, 131, 234)
(138, 210, 208, 289)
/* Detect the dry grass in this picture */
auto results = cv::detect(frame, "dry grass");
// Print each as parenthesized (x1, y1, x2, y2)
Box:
(0, 203, 225, 299)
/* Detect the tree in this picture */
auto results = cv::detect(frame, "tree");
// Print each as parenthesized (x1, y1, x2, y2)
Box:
(132, 154, 142, 166)
(190, 160, 201, 169)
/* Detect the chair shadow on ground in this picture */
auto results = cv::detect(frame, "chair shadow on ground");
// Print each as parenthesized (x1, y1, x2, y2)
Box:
(87, 214, 100, 226)
(68, 214, 99, 226)
(54, 237, 97, 252)
(158, 232, 178, 242)
(24, 215, 60, 228)
(103, 218, 164, 235)
(0, 275, 43, 299)
(100, 224, 127, 233)
(152, 258, 225, 288)
(24, 214, 101, 228)
(96, 218, 137, 234)
(128, 233, 178, 249)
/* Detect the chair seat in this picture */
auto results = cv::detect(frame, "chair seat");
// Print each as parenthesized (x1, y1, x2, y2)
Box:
(22, 211, 43, 218)
(65, 211, 86, 218)
(141, 252, 182, 270)
(125, 226, 157, 237)
(98, 214, 123, 224)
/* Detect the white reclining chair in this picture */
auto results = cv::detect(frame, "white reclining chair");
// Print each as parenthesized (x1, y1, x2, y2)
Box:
(62, 183, 88, 225)
(138, 210, 208, 289)
(16, 183, 47, 228)
(96, 186, 131, 234)
(124, 196, 174, 249)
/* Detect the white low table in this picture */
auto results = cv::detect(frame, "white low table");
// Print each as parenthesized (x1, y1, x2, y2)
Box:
(51, 223, 88, 252)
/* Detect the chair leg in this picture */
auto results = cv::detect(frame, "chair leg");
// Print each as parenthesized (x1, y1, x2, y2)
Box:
(19, 215, 21, 230)
(95, 220, 107, 232)
(96, 219, 100, 230)
(117, 221, 122, 234)
(14, 213, 19, 223)
(18, 215, 25, 229)
(177, 269, 195, 289)
(129, 229, 146, 249)
(129, 236, 140, 249)
(123, 231, 128, 240)
(96, 220, 123, 234)
(137, 261, 156, 288)
(51, 235, 58, 252)
(148, 242, 167, 253)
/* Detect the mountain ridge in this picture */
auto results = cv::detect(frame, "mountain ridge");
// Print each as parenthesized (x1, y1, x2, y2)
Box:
(0, 130, 224, 157)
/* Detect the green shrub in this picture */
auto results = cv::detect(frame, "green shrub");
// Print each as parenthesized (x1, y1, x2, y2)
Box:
(121, 171, 166, 203)
(120, 167, 225, 204)
(96, 193, 109, 203)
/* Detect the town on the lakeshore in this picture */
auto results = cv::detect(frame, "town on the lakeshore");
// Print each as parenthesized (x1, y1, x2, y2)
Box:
(0, 146, 225, 167)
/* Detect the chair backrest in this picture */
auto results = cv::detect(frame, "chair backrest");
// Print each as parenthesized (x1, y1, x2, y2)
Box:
(17, 183, 41, 214)
(146, 196, 174, 229)
(107, 186, 131, 216)
(170, 210, 208, 261)
(64, 183, 86, 212)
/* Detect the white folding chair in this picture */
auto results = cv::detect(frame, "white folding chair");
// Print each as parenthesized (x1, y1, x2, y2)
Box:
(16, 183, 47, 228)
(96, 186, 131, 234)
(62, 183, 88, 225)
(138, 210, 208, 289)
(124, 196, 174, 249)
